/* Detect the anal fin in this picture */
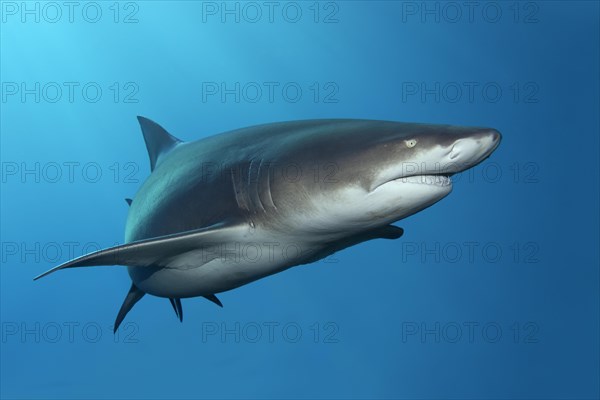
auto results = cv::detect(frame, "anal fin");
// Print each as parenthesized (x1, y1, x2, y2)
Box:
(203, 294, 223, 307)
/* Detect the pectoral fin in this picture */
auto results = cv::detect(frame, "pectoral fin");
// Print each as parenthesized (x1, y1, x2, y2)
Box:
(33, 222, 247, 280)
(303, 225, 404, 264)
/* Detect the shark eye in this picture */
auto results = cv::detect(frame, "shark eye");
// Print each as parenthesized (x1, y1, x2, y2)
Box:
(405, 139, 417, 148)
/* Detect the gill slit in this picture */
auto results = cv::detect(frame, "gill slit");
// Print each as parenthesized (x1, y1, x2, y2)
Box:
(266, 161, 278, 211)
(231, 167, 249, 211)
(255, 158, 266, 213)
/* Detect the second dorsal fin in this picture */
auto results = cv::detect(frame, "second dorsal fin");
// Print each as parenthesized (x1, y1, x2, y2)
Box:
(137, 116, 182, 171)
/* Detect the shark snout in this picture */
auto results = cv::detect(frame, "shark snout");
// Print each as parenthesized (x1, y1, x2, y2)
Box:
(446, 129, 501, 172)
(369, 127, 501, 191)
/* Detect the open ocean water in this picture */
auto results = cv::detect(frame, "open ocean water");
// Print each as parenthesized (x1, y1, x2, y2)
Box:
(1, 1, 599, 399)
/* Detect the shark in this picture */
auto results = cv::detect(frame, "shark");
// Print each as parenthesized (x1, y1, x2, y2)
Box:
(35, 117, 501, 331)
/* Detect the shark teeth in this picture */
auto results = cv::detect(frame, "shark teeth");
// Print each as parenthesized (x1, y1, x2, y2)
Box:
(397, 175, 452, 186)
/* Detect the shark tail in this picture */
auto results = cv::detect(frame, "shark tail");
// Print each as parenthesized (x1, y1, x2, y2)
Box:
(114, 283, 145, 333)
(34, 223, 237, 332)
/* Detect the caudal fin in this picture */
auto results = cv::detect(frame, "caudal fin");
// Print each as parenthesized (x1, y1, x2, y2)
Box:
(34, 222, 242, 332)
(114, 283, 145, 333)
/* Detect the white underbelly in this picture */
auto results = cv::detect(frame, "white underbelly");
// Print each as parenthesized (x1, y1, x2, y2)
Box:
(128, 239, 319, 298)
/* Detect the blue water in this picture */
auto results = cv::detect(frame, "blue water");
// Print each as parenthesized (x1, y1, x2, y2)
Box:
(1, 1, 598, 399)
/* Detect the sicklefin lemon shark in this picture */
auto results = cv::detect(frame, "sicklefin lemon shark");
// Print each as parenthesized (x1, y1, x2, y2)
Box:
(35, 117, 501, 332)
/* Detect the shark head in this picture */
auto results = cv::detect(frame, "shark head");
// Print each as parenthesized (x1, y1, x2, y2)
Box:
(266, 120, 501, 234)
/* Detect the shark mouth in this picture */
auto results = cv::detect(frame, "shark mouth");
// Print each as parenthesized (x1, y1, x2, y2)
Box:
(373, 173, 452, 192)
(396, 174, 452, 186)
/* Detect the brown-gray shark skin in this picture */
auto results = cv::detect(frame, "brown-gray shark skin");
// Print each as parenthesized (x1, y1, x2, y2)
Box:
(35, 117, 501, 332)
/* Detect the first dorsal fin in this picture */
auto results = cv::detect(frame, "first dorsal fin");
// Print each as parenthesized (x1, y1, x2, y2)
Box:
(137, 116, 182, 171)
